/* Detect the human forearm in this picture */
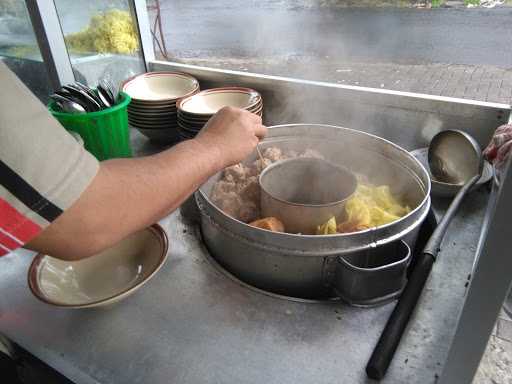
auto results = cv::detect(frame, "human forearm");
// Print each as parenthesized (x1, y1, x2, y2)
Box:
(26, 139, 223, 260)
(26, 107, 266, 260)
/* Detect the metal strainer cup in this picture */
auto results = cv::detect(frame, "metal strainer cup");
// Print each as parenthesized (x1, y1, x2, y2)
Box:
(259, 157, 357, 234)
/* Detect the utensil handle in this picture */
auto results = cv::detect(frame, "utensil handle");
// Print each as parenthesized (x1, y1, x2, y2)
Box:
(423, 174, 480, 258)
(256, 144, 265, 163)
(366, 253, 434, 380)
(366, 173, 480, 380)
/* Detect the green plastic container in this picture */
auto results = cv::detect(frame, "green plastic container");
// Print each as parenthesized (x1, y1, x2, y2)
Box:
(49, 92, 132, 161)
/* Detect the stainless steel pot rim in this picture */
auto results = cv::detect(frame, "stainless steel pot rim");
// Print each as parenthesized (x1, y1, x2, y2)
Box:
(196, 193, 431, 256)
(259, 157, 357, 208)
(198, 123, 431, 239)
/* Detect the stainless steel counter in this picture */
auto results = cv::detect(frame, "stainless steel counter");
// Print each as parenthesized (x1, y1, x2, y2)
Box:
(0, 130, 489, 383)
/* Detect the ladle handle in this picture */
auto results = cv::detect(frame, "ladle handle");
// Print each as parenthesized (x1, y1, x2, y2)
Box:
(423, 174, 480, 258)
(366, 173, 480, 380)
(366, 254, 434, 380)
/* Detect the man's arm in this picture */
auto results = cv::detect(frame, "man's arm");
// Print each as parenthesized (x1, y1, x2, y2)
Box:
(26, 107, 267, 260)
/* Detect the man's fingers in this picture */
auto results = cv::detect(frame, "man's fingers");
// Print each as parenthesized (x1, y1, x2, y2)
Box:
(495, 124, 512, 135)
(496, 140, 512, 165)
(254, 124, 268, 139)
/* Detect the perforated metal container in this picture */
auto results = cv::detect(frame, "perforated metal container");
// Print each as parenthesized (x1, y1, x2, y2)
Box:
(196, 124, 431, 300)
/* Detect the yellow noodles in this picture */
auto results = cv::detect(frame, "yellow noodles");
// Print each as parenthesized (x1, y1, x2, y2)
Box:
(316, 216, 337, 235)
(324, 184, 411, 234)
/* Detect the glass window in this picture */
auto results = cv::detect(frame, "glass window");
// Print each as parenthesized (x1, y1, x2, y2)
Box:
(147, 0, 512, 105)
(0, 0, 52, 102)
(53, 0, 145, 88)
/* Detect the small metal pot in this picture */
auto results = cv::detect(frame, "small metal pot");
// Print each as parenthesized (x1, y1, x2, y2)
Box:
(260, 158, 357, 234)
(334, 240, 411, 307)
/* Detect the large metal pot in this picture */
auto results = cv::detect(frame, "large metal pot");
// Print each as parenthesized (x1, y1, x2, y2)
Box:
(196, 124, 431, 299)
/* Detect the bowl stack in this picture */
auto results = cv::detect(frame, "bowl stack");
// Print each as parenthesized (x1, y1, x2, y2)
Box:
(122, 72, 199, 143)
(177, 87, 263, 141)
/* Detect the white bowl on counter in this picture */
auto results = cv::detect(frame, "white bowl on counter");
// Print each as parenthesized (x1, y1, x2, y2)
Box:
(28, 225, 169, 308)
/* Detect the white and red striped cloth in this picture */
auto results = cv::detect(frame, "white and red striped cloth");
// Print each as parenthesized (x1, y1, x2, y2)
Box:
(0, 198, 41, 255)
(0, 62, 99, 256)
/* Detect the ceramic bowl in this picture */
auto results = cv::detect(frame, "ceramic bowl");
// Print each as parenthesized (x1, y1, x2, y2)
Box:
(129, 106, 177, 115)
(177, 104, 262, 128)
(177, 87, 261, 116)
(177, 112, 209, 124)
(178, 123, 203, 135)
(128, 115, 177, 125)
(128, 109, 176, 117)
(28, 225, 169, 308)
(129, 100, 177, 108)
(177, 100, 261, 118)
(122, 72, 199, 102)
(129, 122, 178, 130)
(129, 121, 177, 128)
(411, 147, 493, 197)
(135, 127, 179, 143)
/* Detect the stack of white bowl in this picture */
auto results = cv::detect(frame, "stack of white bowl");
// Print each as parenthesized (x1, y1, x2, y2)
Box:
(176, 87, 263, 141)
(122, 72, 199, 143)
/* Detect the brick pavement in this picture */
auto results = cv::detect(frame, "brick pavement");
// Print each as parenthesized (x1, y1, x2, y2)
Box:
(327, 62, 512, 103)
(178, 56, 512, 105)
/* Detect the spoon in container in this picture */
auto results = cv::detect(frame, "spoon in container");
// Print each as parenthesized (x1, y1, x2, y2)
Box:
(50, 94, 86, 114)
(256, 144, 265, 164)
(96, 85, 112, 108)
(100, 78, 118, 103)
(367, 129, 483, 380)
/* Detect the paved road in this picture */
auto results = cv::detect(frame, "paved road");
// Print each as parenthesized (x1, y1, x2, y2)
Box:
(159, 1, 512, 68)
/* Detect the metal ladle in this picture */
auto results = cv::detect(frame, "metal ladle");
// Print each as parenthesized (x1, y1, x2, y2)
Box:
(429, 129, 483, 186)
(367, 129, 483, 380)
(425, 130, 484, 251)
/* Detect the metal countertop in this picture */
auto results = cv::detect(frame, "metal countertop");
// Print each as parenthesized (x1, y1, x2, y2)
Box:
(0, 133, 489, 384)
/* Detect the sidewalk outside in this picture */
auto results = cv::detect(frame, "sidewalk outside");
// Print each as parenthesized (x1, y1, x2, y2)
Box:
(175, 56, 512, 105)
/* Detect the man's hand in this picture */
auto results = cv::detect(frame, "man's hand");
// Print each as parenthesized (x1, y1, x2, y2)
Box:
(194, 106, 267, 168)
(484, 123, 512, 175)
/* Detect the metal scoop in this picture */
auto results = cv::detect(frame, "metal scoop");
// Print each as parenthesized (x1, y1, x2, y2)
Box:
(425, 130, 483, 251)
(259, 157, 357, 234)
(367, 129, 483, 380)
(429, 129, 483, 186)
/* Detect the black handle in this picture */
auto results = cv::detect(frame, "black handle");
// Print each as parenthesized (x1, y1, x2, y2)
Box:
(423, 174, 480, 258)
(365, 173, 481, 380)
(366, 253, 434, 380)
